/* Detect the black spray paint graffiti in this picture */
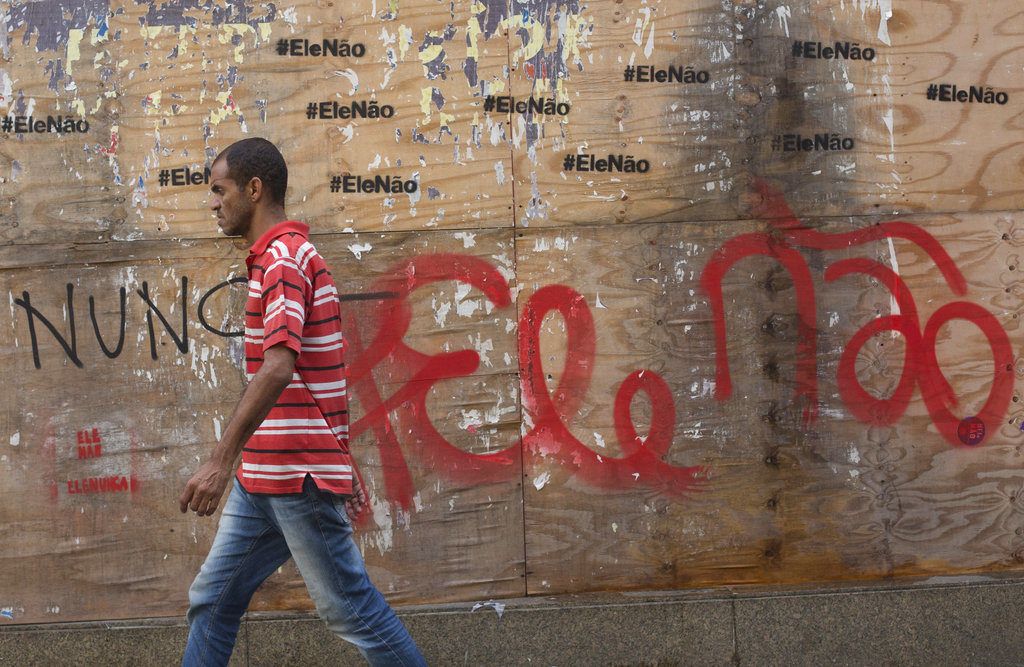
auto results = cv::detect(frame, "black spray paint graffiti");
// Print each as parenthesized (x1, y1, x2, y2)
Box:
(12, 277, 395, 369)
(12, 277, 245, 369)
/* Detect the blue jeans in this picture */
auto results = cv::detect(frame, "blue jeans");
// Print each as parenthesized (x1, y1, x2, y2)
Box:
(183, 477, 425, 666)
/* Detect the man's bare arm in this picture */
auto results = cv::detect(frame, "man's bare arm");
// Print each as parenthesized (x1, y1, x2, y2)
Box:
(179, 345, 297, 516)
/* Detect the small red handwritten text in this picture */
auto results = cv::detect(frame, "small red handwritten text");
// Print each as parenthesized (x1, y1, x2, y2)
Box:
(66, 475, 137, 495)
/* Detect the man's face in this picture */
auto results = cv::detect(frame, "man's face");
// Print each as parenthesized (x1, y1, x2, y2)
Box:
(209, 159, 254, 238)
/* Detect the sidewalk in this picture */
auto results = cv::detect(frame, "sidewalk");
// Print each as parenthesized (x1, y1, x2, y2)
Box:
(2, 575, 1022, 665)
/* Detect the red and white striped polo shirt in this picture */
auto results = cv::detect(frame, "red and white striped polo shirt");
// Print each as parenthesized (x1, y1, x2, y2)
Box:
(238, 220, 354, 495)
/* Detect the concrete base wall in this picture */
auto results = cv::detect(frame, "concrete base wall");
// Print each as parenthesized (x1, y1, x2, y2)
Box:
(3, 576, 1023, 665)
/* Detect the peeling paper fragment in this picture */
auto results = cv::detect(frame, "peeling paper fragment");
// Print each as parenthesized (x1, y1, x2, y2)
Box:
(887, 237, 901, 317)
(774, 6, 792, 37)
(347, 243, 373, 259)
(339, 123, 355, 143)
(333, 69, 359, 94)
(453, 231, 476, 248)
(471, 600, 506, 619)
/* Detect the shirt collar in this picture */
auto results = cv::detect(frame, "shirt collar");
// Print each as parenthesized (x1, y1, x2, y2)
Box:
(247, 220, 309, 259)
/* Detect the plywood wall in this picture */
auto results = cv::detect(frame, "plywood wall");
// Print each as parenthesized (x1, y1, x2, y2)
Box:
(1, 0, 1023, 624)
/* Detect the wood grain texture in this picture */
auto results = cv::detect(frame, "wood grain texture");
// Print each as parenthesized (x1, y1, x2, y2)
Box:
(738, 0, 1024, 219)
(0, 241, 246, 623)
(1, 0, 1024, 628)
(508, 0, 738, 227)
(2, 0, 516, 243)
(516, 221, 781, 593)
(4, 1, 1022, 243)
(518, 211, 1024, 594)
(0, 230, 524, 622)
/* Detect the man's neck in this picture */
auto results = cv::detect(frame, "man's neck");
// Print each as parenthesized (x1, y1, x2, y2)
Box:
(244, 208, 288, 246)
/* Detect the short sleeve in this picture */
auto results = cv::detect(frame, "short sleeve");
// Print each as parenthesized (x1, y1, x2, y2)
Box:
(260, 251, 310, 355)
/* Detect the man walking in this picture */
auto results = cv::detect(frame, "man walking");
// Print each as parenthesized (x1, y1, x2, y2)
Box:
(179, 137, 425, 666)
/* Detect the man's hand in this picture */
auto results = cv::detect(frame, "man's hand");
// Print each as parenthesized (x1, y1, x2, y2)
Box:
(345, 473, 367, 519)
(179, 460, 233, 516)
(177, 345, 296, 517)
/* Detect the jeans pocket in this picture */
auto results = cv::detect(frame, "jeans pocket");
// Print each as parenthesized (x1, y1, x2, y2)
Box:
(306, 477, 352, 528)
(332, 496, 352, 526)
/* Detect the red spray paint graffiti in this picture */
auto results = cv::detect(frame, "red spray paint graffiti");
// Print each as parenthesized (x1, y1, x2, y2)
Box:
(519, 285, 703, 495)
(700, 181, 1013, 446)
(21, 185, 1009, 511)
(43, 423, 141, 504)
(340, 255, 706, 511)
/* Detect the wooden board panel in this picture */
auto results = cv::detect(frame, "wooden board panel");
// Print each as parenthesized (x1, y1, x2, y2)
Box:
(1, 0, 515, 244)
(508, 0, 739, 227)
(518, 207, 1024, 594)
(515, 221, 775, 593)
(822, 209, 1024, 574)
(0, 0, 125, 244)
(0, 229, 523, 624)
(737, 0, 1024, 219)
(0, 239, 248, 624)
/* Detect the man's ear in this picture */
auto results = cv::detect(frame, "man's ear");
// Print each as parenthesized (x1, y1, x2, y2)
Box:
(247, 176, 264, 202)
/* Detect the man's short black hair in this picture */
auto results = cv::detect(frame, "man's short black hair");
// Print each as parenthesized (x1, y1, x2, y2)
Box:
(214, 137, 288, 205)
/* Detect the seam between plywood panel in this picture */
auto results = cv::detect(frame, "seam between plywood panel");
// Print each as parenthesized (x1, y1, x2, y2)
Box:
(501, 9, 530, 601)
